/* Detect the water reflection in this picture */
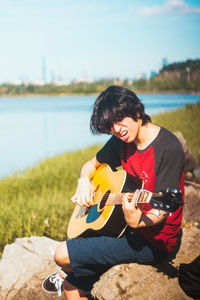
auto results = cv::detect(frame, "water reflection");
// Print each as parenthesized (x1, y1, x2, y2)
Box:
(0, 94, 199, 178)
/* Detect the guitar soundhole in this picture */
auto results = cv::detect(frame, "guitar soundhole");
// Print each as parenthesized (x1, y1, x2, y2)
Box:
(99, 190, 111, 210)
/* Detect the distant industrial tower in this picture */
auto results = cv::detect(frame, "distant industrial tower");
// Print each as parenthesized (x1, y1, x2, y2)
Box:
(162, 57, 168, 68)
(150, 70, 157, 79)
(42, 57, 46, 82)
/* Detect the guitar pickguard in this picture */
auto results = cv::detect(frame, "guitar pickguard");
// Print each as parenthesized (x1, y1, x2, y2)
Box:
(86, 204, 101, 223)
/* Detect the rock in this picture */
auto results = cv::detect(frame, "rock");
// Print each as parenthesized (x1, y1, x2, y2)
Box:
(1, 225, 199, 300)
(174, 131, 196, 172)
(185, 171, 193, 180)
(184, 150, 196, 173)
(174, 131, 188, 153)
(91, 226, 200, 300)
(0, 236, 59, 300)
(13, 267, 65, 300)
(193, 166, 200, 182)
(184, 184, 200, 224)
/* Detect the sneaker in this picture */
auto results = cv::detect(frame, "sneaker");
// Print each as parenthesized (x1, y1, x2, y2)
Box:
(42, 272, 64, 296)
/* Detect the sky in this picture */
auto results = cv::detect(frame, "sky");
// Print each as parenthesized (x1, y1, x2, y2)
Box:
(0, 0, 200, 83)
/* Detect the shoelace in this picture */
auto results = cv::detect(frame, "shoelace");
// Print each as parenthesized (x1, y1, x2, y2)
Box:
(49, 273, 64, 296)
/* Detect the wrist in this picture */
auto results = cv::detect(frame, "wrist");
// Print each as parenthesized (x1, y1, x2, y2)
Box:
(78, 177, 90, 182)
(126, 212, 142, 228)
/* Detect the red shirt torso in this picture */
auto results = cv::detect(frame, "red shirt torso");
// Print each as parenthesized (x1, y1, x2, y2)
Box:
(121, 134, 184, 253)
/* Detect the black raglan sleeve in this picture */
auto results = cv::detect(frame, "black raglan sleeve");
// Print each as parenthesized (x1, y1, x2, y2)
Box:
(96, 135, 124, 170)
(154, 130, 184, 192)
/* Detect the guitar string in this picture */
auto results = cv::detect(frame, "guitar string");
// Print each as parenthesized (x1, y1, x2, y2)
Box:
(92, 191, 150, 206)
(92, 191, 170, 208)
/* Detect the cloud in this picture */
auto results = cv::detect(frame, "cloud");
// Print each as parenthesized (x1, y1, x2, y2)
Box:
(139, 0, 200, 16)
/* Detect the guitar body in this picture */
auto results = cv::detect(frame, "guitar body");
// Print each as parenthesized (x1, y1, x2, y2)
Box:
(67, 164, 137, 239)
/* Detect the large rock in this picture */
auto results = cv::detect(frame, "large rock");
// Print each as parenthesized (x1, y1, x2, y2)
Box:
(174, 131, 196, 173)
(1, 225, 198, 300)
(0, 236, 59, 300)
(184, 184, 200, 223)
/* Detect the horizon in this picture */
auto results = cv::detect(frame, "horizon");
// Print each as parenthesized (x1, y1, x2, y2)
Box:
(1, 0, 200, 83)
(1, 57, 199, 86)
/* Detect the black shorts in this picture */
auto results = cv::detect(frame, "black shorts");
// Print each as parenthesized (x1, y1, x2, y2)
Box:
(65, 231, 168, 292)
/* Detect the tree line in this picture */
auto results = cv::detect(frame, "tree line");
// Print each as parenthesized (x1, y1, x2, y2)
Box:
(0, 59, 199, 96)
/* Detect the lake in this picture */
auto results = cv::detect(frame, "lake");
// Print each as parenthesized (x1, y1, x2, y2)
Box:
(0, 94, 199, 178)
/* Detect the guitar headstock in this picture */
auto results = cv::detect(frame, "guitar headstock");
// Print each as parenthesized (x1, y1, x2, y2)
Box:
(151, 189, 183, 212)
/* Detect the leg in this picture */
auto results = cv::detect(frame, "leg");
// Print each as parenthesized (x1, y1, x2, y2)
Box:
(63, 280, 88, 300)
(54, 242, 88, 299)
(54, 241, 73, 273)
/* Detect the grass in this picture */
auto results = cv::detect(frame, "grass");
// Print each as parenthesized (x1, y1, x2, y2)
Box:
(152, 101, 200, 163)
(0, 101, 199, 256)
(0, 145, 101, 255)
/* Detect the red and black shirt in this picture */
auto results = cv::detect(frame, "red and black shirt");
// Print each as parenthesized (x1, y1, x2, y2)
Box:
(96, 127, 185, 252)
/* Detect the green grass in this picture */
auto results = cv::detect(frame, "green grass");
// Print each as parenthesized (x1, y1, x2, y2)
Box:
(0, 101, 199, 256)
(152, 101, 200, 163)
(0, 145, 101, 255)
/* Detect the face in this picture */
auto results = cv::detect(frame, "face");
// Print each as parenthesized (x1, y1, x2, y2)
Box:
(111, 117, 142, 143)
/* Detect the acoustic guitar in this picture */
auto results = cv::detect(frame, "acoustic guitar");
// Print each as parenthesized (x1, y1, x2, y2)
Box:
(67, 164, 183, 239)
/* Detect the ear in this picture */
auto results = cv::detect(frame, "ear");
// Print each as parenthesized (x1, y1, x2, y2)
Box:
(136, 112, 141, 119)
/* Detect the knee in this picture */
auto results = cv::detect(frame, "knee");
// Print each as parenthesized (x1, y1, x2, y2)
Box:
(54, 241, 70, 267)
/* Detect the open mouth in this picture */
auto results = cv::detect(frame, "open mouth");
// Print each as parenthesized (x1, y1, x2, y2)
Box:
(119, 130, 128, 140)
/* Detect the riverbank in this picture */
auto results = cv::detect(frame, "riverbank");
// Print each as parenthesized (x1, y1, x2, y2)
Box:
(1, 90, 200, 98)
(0, 92, 97, 98)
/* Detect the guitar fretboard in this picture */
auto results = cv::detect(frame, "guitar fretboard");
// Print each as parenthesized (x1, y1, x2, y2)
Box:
(103, 189, 160, 206)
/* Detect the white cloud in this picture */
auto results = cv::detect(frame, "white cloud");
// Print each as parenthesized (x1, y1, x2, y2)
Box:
(139, 0, 200, 16)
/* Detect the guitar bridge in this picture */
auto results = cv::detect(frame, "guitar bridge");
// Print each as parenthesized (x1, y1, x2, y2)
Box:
(136, 189, 153, 206)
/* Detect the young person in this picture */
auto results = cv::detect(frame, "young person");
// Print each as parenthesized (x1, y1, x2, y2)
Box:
(43, 85, 184, 299)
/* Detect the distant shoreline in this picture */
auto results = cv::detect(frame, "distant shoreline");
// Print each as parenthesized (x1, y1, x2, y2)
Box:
(1, 91, 200, 98)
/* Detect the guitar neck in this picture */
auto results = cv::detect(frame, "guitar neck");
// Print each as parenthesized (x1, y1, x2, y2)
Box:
(106, 189, 161, 206)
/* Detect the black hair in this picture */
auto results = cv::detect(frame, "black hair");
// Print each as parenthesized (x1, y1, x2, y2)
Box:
(90, 85, 151, 134)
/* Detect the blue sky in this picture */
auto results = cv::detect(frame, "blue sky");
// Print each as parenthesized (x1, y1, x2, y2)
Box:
(0, 0, 200, 83)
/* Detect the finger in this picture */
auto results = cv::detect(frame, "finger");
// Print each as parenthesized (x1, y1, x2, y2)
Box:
(75, 195, 84, 207)
(132, 189, 140, 207)
(89, 189, 95, 205)
(81, 199, 90, 207)
(122, 194, 133, 212)
(71, 195, 77, 203)
(78, 194, 91, 207)
(132, 189, 139, 199)
(123, 193, 133, 204)
(87, 197, 94, 206)
(84, 191, 93, 206)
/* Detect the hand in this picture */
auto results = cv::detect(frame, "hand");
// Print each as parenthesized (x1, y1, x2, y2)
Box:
(71, 177, 94, 207)
(122, 190, 142, 228)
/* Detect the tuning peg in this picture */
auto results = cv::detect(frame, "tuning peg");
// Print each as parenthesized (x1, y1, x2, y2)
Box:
(171, 189, 178, 194)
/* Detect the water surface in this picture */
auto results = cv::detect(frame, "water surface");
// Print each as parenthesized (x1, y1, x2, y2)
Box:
(0, 94, 199, 178)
